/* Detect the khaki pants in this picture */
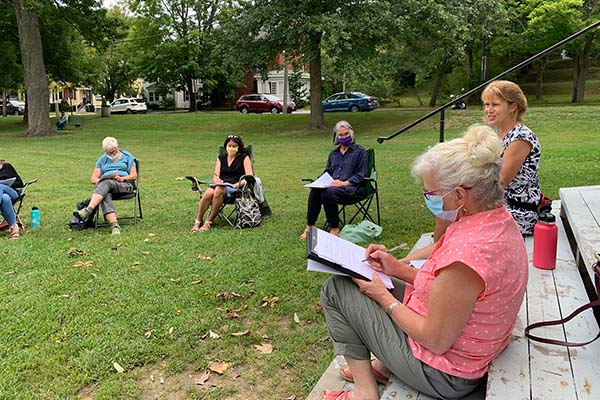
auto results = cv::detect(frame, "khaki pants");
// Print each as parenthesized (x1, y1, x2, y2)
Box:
(320, 275, 484, 400)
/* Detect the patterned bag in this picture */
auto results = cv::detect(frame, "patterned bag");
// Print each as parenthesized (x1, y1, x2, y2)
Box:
(234, 189, 262, 229)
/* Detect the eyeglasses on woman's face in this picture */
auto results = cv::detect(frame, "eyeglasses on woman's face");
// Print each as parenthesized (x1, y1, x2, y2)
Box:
(422, 188, 453, 200)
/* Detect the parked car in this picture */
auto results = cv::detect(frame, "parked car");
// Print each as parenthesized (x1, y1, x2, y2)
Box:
(322, 92, 379, 112)
(110, 98, 147, 114)
(0, 99, 25, 115)
(236, 94, 295, 114)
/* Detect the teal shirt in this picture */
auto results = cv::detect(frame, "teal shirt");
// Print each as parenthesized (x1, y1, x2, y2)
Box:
(95, 149, 135, 177)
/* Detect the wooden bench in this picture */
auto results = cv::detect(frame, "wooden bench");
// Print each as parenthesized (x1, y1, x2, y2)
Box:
(68, 115, 85, 128)
(308, 200, 600, 400)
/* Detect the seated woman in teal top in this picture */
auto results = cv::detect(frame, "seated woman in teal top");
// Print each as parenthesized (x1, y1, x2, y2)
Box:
(73, 136, 137, 235)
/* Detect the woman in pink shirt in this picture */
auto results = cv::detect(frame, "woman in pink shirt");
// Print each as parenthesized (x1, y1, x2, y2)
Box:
(320, 125, 528, 400)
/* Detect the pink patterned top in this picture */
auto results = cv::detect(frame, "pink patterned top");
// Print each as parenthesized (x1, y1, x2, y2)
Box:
(403, 206, 528, 379)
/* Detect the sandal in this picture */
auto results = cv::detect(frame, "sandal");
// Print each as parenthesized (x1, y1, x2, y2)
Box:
(199, 220, 212, 232)
(191, 219, 202, 233)
(339, 362, 389, 385)
(9, 228, 20, 240)
(322, 390, 353, 400)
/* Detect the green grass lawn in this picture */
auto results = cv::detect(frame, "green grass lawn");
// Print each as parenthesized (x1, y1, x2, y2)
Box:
(0, 107, 599, 399)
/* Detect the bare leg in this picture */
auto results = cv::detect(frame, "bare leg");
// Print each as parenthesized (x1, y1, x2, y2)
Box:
(203, 186, 226, 228)
(299, 224, 311, 240)
(193, 188, 214, 232)
(105, 212, 117, 224)
(342, 356, 380, 400)
(88, 193, 105, 209)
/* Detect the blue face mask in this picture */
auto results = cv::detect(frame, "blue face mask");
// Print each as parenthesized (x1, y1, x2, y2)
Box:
(338, 135, 353, 147)
(424, 191, 461, 221)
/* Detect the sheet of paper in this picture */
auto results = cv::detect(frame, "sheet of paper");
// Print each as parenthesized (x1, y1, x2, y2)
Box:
(310, 229, 394, 289)
(304, 172, 333, 188)
(409, 259, 427, 269)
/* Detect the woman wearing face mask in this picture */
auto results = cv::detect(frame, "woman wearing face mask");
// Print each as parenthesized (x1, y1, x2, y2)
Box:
(73, 136, 137, 235)
(191, 134, 253, 232)
(299, 120, 368, 239)
(319, 125, 527, 400)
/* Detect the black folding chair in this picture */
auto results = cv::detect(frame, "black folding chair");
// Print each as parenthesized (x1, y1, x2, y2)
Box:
(0, 179, 37, 230)
(186, 144, 255, 227)
(338, 148, 380, 226)
(94, 159, 143, 227)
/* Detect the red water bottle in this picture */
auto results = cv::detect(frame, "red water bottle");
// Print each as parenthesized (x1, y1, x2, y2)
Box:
(533, 213, 558, 270)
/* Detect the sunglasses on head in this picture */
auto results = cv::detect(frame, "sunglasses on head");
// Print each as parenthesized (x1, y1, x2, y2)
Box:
(227, 134, 240, 139)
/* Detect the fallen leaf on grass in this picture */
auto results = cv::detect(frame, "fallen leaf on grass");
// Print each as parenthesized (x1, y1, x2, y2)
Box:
(142, 251, 150, 255)
(5, 271, 15, 275)
(175, 310, 182, 315)
(72, 260, 94, 268)
(160, 377, 164, 384)
(209, 330, 220, 339)
(144, 330, 153, 339)
(113, 362, 125, 373)
(144, 238, 150, 242)
(148, 233, 156, 237)
(209, 362, 229, 375)
(190, 279, 203, 285)
(197, 254, 212, 260)
(286, 397, 297, 400)
(194, 370, 211, 385)
(227, 311, 241, 319)
(217, 292, 243, 300)
(294, 313, 300, 323)
(168, 327, 174, 334)
(261, 296, 280, 308)
(170, 278, 182, 283)
(254, 343, 273, 354)
(231, 330, 249, 337)
(175, 176, 185, 181)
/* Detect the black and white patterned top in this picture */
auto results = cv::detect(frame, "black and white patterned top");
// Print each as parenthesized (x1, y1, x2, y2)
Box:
(501, 124, 541, 235)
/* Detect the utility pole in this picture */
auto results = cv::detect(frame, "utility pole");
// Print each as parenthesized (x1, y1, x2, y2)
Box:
(283, 51, 289, 114)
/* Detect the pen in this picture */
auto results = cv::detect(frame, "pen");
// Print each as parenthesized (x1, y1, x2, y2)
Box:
(362, 243, 408, 263)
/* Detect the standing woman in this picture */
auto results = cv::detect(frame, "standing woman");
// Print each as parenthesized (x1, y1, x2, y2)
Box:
(299, 120, 368, 239)
(191, 134, 253, 232)
(482, 80, 541, 235)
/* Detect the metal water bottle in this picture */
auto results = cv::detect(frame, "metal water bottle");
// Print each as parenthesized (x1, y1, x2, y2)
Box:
(533, 212, 558, 270)
(30, 206, 40, 228)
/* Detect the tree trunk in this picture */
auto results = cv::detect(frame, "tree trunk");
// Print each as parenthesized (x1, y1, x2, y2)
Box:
(13, 0, 51, 135)
(187, 78, 197, 112)
(429, 62, 446, 108)
(535, 56, 549, 101)
(465, 47, 474, 89)
(308, 33, 325, 130)
(571, 32, 594, 103)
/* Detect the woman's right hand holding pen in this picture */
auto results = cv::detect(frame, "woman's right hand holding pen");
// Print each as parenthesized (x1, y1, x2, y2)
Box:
(364, 244, 396, 274)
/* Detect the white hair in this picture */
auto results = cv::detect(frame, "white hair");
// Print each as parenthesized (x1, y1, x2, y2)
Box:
(412, 125, 504, 206)
(102, 137, 119, 152)
(332, 120, 355, 145)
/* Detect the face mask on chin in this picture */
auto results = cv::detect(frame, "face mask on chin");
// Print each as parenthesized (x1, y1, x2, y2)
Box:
(424, 191, 462, 222)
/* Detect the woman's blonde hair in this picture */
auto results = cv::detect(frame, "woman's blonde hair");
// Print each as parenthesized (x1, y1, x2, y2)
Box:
(102, 137, 119, 152)
(482, 80, 528, 123)
(412, 125, 504, 206)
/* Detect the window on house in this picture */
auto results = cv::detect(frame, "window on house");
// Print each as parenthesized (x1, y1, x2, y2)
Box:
(184, 91, 190, 101)
(269, 82, 277, 94)
(149, 92, 156, 102)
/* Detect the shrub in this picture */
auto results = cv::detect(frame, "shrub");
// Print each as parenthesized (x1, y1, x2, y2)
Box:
(59, 100, 70, 112)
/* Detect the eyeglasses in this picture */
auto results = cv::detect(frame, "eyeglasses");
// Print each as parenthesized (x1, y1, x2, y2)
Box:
(422, 187, 470, 200)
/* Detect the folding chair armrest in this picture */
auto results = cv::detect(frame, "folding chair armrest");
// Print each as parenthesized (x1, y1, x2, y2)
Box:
(23, 179, 38, 186)
(301, 178, 314, 182)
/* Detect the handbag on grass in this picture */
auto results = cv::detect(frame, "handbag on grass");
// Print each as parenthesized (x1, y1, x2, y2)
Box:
(234, 188, 261, 229)
(525, 252, 600, 347)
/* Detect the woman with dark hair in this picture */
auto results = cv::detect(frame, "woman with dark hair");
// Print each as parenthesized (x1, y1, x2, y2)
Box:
(299, 120, 368, 239)
(191, 134, 253, 232)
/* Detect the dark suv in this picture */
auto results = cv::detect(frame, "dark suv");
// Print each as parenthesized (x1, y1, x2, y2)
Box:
(0, 100, 25, 115)
(235, 94, 295, 114)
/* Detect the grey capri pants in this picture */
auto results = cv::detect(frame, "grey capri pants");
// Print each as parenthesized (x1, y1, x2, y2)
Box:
(320, 275, 484, 400)
(93, 180, 134, 215)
